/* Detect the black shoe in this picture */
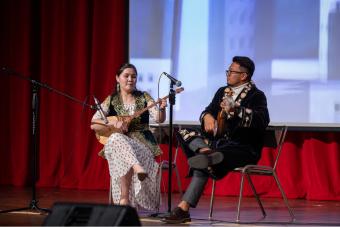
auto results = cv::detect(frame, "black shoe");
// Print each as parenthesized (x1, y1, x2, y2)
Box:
(161, 207, 191, 224)
(137, 172, 148, 181)
(188, 152, 224, 169)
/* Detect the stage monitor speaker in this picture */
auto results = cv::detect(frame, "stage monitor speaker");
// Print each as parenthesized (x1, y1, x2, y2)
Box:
(43, 202, 141, 226)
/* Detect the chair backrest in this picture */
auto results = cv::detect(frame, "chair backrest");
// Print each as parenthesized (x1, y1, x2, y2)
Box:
(263, 125, 288, 170)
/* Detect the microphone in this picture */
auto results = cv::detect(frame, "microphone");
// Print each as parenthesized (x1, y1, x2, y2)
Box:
(1, 66, 10, 73)
(163, 72, 182, 87)
(1, 66, 16, 75)
(93, 96, 109, 124)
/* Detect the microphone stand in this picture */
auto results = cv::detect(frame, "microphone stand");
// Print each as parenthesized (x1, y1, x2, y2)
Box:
(149, 81, 177, 218)
(167, 82, 176, 213)
(0, 68, 95, 214)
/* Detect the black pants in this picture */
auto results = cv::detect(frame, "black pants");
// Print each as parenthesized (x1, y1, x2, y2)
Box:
(177, 133, 259, 207)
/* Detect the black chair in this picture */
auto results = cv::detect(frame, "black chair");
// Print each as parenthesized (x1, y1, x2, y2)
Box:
(208, 125, 295, 222)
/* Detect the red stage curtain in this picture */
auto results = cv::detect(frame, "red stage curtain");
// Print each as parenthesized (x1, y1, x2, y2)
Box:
(0, 0, 128, 189)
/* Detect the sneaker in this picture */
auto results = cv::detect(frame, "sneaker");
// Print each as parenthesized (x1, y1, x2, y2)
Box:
(188, 152, 224, 169)
(161, 207, 191, 224)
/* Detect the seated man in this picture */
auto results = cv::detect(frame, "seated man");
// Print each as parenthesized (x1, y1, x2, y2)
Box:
(162, 56, 270, 224)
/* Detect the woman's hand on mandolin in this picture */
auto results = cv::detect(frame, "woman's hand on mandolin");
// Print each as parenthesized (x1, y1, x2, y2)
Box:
(108, 120, 128, 134)
(158, 98, 167, 110)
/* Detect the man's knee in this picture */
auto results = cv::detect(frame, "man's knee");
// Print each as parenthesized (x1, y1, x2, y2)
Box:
(188, 138, 209, 152)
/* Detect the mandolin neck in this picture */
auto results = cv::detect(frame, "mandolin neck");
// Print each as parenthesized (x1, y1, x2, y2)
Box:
(131, 87, 184, 119)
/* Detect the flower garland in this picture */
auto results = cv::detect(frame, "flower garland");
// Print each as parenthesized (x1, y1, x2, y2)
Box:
(222, 80, 254, 119)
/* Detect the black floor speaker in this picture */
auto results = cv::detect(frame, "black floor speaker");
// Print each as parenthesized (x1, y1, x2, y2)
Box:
(43, 202, 141, 226)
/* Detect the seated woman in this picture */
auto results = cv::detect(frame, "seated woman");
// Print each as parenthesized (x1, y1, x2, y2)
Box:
(90, 63, 167, 211)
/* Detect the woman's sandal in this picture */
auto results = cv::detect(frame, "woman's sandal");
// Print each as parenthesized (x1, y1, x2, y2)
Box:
(137, 172, 148, 181)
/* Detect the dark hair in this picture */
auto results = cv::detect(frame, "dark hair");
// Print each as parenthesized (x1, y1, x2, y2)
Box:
(116, 63, 138, 76)
(232, 56, 255, 79)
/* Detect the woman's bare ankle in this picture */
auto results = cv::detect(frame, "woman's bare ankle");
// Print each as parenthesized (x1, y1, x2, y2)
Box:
(119, 198, 129, 205)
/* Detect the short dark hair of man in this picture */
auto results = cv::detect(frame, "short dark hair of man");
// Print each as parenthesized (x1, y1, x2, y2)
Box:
(232, 56, 255, 79)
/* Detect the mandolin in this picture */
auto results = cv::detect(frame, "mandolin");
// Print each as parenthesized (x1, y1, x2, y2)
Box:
(215, 95, 235, 137)
(92, 87, 184, 145)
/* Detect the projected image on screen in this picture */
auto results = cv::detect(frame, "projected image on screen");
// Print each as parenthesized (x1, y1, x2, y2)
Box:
(129, 0, 340, 125)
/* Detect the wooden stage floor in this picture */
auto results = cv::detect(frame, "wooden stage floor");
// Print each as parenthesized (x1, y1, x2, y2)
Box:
(0, 186, 340, 226)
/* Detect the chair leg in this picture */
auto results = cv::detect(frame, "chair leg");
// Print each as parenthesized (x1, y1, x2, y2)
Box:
(209, 179, 216, 219)
(245, 173, 266, 217)
(236, 173, 246, 222)
(174, 165, 183, 195)
(157, 165, 164, 212)
(109, 177, 112, 204)
(273, 172, 295, 221)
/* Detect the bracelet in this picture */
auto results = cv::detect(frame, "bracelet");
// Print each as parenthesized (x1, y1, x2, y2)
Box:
(159, 108, 165, 112)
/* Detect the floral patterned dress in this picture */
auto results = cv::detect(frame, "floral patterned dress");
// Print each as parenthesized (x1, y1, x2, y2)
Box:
(92, 91, 163, 210)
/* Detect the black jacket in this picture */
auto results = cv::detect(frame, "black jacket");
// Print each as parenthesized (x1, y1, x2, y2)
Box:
(200, 83, 270, 161)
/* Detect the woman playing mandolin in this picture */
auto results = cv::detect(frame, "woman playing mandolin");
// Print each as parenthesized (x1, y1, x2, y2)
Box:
(90, 63, 167, 210)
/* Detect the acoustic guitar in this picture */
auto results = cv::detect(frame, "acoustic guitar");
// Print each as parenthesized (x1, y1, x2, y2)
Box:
(92, 87, 184, 145)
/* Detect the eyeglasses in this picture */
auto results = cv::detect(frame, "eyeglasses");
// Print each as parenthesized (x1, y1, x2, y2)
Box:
(225, 70, 246, 75)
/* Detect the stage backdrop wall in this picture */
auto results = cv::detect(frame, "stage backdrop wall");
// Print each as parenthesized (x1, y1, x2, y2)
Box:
(0, 0, 339, 202)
